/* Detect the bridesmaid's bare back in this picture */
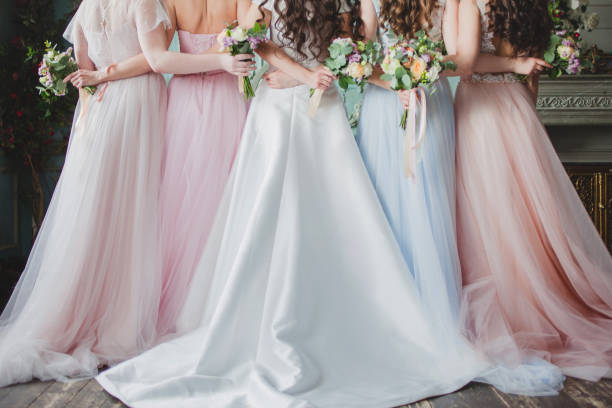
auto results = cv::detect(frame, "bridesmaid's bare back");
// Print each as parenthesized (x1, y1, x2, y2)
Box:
(165, 0, 245, 34)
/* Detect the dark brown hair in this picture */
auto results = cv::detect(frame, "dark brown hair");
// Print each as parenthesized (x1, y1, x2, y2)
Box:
(379, 0, 439, 39)
(487, 0, 552, 56)
(258, 0, 363, 62)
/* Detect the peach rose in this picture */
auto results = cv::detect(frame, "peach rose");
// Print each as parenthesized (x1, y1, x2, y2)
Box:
(410, 58, 426, 80)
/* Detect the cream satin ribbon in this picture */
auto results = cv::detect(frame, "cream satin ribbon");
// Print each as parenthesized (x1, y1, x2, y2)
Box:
(309, 89, 324, 118)
(404, 87, 427, 179)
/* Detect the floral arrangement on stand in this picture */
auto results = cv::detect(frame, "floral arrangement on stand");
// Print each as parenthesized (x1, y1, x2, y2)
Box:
(0, 0, 79, 236)
(545, 0, 599, 77)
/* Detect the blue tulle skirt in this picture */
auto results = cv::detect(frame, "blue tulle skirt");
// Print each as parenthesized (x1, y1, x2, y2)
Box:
(356, 79, 461, 333)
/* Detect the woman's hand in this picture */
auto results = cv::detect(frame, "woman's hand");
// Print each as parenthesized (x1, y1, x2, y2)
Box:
(306, 65, 335, 90)
(397, 88, 422, 109)
(263, 70, 300, 89)
(513, 57, 551, 76)
(64, 69, 105, 88)
(220, 54, 256, 77)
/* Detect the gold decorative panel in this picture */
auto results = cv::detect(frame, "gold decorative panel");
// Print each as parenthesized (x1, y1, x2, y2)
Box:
(566, 165, 610, 252)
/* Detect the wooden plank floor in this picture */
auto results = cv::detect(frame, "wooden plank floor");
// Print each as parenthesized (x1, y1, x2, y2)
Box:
(1, 378, 610, 408)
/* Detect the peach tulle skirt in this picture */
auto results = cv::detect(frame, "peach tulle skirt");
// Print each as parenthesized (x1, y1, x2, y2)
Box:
(455, 80, 612, 381)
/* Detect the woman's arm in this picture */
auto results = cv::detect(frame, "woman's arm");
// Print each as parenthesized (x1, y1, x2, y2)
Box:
(449, 0, 550, 76)
(73, 21, 96, 71)
(442, 0, 459, 55)
(238, 3, 334, 89)
(138, 24, 253, 75)
(360, 0, 378, 41)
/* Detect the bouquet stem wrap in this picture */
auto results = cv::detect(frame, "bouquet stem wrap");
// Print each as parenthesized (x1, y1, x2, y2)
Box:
(402, 87, 427, 179)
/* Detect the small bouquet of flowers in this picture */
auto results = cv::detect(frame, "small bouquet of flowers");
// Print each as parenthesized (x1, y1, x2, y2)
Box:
(379, 30, 455, 178)
(37, 41, 95, 100)
(309, 38, 381, 118)
(218, 21, 269, 99)
(380, 30, 455, 129)
(544, 0, 599, 77)
(544, 32, 583, 77)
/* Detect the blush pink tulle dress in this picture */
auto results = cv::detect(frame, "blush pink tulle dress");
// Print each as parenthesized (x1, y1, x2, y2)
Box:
(156, 31, 249, 336)
(0, 0, 170, 386)
(456, 0, 612, 382)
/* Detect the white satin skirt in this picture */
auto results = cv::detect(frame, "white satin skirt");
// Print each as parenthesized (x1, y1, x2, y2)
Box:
(97, 82, 489, 408)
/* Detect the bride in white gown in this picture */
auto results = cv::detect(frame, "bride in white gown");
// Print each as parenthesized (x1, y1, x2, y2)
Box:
(96, 1, 491, 406)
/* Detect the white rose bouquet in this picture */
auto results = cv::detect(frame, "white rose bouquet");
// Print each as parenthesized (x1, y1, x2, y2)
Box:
(309, 38, 381, 118)
(218, 21, 269, 99)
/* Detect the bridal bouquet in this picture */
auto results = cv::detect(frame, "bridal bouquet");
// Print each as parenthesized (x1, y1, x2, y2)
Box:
(380, 31, 455, 178)
(380, 30, 455, 129)
(309, 38, 381, 118)
(37, 41, 96, 100)
(218, 21, 269, 99)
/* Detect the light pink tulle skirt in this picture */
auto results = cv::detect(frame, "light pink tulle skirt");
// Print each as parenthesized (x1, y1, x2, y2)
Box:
(156, 71, 248, 336)
(0, 73, 167, 386)
(455, 80, 612, 381)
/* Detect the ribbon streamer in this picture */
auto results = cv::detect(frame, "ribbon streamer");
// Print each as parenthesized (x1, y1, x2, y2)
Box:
(309, 89, 324, 118)
(403, 87, 427, 179)
(75, 88, 90, 132)
(238, 77, 245, 94)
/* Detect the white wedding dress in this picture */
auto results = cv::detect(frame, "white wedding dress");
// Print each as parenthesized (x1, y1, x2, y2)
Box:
(96, 1, 491, 406)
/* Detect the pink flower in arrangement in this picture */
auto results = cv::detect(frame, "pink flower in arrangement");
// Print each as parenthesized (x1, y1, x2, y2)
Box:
(10, 93, 17, 99)
(8, 136, 15, 143)
(421, 53, 431, 63)
(348, 53, 361, 63)
(222, 36, 235, 49)
(16, 111, 23, 118)
(12, 72, 19, 81)
(248, 36, 265, 49)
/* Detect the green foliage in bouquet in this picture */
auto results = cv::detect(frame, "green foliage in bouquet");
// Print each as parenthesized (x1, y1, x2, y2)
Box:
(325, 38, 381, 92)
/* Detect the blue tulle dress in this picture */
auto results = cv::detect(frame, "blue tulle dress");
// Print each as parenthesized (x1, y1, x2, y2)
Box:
(355, 0, 565, 396)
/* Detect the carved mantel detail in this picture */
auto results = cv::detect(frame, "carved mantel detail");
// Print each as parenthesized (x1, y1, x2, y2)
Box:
(537, 74, 612, 125)
(537, 95, 612, 110)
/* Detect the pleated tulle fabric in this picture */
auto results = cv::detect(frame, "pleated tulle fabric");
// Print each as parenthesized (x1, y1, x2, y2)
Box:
(356, 79, 463, 333)
(456, 80, 612, 382)
(156, 31, 248, 337)
(0, 0, 169, 386)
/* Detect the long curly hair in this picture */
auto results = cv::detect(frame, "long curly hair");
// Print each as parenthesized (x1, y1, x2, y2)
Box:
(379, 0, 439, 38)
(487, 0, 552, 56)
(258, 0, 363, 62)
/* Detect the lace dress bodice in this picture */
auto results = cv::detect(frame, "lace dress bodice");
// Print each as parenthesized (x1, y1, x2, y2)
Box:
(467, 0, 520, 83)
(64, 0, 170, 69)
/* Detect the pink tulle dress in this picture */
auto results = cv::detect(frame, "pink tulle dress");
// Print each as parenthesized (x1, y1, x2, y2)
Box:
(0, 0, 169, 386)
(455, 0, 612, 381)
(156, 31, 249, 336)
